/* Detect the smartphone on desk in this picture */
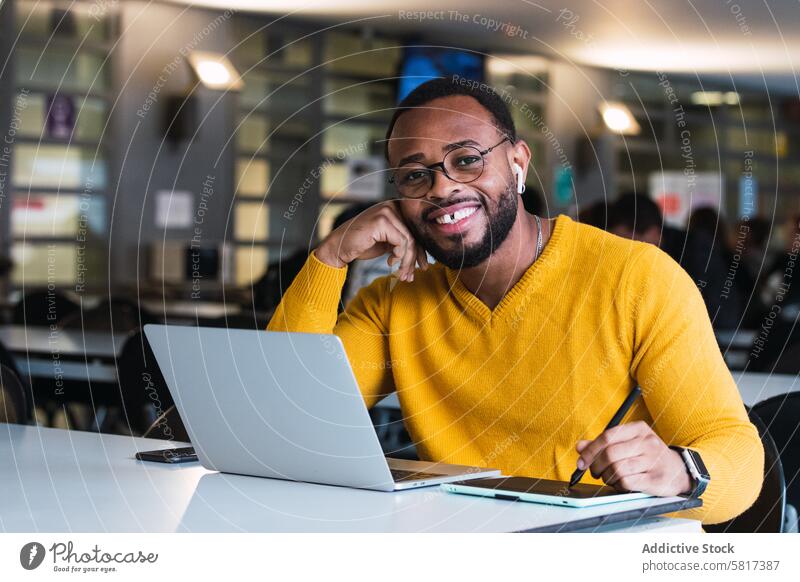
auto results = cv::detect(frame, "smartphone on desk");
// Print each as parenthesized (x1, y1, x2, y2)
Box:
(441, 476, 653, 508)
(135, 446, 198, 464)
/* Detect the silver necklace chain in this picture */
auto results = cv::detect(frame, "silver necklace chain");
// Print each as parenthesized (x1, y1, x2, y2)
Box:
(534, 214, 543, 261)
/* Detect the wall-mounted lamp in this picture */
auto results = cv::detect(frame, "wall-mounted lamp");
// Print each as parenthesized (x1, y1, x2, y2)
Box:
(187, 51, 243, 91)
(690, 91, 740, 106)
(599, 101, 641, 135)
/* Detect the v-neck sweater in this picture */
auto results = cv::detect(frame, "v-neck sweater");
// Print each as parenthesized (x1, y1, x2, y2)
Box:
(267, 214, 762, 524)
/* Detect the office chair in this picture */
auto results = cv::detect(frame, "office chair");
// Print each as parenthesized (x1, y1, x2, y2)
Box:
(0, 339, 21, 379)
(0, 364, 29, 424)
(1, 340, 33, 423)
(12, 289, 80, 327)
(705, 409, 786, 532)
(114, 330, 175, 436)
(143, 405, 189, 442)
(751, 392, 800, 532)
(250, 249, 308, 313)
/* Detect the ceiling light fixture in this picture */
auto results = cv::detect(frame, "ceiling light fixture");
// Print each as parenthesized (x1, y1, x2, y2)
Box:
(187, 51, 243, 91)
(599, 102, 641, 135)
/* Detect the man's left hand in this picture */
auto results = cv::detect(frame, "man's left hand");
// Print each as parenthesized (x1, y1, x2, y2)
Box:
(575, 421, 692, 497)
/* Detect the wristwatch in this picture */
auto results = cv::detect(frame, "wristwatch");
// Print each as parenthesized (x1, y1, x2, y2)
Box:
(670, 446, 710, 498)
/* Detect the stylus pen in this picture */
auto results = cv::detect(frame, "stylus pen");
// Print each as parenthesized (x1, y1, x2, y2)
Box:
(568, 385, 642, 488)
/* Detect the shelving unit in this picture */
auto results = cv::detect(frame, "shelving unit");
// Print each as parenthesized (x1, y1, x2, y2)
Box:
(2, 4, 558, 292)
(611, 72, 800, 224)
(229, 18, 321, 286)
(317, 32, 401, 240)
(6, 0, 117, 289)
(229, 22, 402, 285)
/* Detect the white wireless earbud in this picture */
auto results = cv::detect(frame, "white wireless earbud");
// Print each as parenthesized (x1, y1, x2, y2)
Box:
(513, 163, 526, 194)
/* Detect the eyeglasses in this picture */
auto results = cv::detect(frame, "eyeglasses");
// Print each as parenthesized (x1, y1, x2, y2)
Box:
(388, 136, 511, 199)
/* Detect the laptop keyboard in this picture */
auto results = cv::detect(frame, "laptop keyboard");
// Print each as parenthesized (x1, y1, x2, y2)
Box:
(390, 469, 443, 482)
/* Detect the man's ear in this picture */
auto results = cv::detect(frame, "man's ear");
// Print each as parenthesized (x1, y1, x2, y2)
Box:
(510, 139, 532, 183)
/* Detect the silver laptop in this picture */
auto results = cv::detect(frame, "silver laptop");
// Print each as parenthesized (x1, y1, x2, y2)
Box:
(143, 325, 500, 491)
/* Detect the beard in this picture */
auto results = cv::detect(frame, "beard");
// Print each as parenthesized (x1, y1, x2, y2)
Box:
(407, 180, 519, 270)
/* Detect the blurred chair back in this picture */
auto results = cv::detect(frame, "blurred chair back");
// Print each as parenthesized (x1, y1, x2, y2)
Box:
(0, 338, 21, 379)
(12, 289, 79, 327)
(116, 330, 174, 435)
(751, 392, 800, 521)
(0, 364, 29, 424)
(1, 339, 32, 422)
(705, 409, 785, 532)
(250, 250, 308, 312)
(143, 405, 189, 443)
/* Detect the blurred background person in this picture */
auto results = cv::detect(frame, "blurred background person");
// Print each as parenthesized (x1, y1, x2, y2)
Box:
(739, 217, 772, 285)
(608, 194, 744, 329)
(577, 199, 612, 230)
(743, 213, 800, 372)
(761, 213, 800, 309)
(687, 207, 759, 327)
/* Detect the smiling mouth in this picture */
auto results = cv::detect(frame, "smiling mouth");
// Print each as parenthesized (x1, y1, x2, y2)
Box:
(433, 206, 478, 225)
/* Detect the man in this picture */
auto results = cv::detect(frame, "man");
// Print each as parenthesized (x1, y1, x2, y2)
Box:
(268, 77, 762, 524)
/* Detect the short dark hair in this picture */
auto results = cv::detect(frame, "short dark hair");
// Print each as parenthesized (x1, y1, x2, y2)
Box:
(609, 193, 663, 234)
(384, 76, 517, 160)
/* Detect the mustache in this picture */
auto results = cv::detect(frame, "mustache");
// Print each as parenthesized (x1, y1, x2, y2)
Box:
(420, 196, 485, 222)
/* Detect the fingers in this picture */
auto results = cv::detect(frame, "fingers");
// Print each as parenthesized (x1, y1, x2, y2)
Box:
(341, 201, 427, 281)
(574, 421, 688, 496)
(382, 201, 430, 276)
(576, 421, 650, 471)
(387, 242, 429, 278)
(608, 472, 648, 493)
(373, 216, 416, 282)
(399, 237, 416, 280)
(379, 210, 423, 282)
(599, 455, 649, 487)
(415, 241, 429, 271)
(589, 440, 643, 479)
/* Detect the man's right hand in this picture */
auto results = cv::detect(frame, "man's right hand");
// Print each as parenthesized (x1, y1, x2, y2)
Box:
(315, 201, 429, 282)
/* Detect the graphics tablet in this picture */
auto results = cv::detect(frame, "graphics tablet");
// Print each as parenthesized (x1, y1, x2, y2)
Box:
(441, 476, 654, 508)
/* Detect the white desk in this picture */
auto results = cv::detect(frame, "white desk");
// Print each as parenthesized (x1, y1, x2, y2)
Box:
(734, 371, 799, 406)
(0, 424, 700, 533)
(0, 325, 127, 360)
(0, 324, 125, 383)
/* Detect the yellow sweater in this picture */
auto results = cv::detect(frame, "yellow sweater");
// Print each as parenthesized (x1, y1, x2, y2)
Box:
(268, 214, 763, 524)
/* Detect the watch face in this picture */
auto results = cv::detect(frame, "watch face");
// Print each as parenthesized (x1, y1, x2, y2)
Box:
(687, 449, 710, 481)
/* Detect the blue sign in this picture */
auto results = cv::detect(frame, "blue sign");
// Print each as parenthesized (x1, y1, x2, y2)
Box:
(554, 166, 574, 206)
(739, 174, 757, 219)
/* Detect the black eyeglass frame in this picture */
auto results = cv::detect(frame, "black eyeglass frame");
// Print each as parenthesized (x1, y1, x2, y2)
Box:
(387, 136, 513, 198)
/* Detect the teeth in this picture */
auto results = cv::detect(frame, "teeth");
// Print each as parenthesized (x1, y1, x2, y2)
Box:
(435, 206, 477, 225)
